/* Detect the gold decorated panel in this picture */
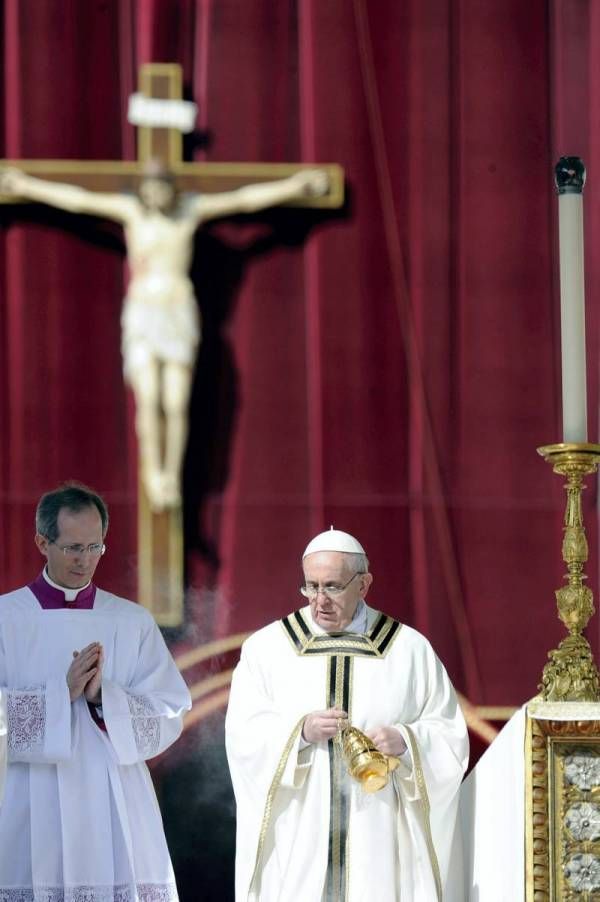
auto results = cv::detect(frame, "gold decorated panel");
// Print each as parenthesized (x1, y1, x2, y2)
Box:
(527, 716, 600, 901)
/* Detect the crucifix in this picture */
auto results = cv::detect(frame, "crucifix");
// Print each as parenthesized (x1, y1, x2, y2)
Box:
(0, 63, 344, 626)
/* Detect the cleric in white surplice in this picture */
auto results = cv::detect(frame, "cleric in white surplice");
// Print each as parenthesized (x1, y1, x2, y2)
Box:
(225, 529, 469, 902)
(0, 482, 191, 902)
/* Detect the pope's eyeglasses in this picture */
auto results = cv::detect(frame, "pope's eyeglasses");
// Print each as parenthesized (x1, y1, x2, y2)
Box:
(300, 571, 362, 599)
(49, 542, 106, 558)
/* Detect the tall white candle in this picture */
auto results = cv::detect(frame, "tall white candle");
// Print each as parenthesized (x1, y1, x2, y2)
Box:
(556, 157, 587, 443)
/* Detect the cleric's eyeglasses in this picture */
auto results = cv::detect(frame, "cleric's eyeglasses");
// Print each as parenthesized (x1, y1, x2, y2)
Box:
(49, 542, 106, 558)
(300, 572, 362, 599)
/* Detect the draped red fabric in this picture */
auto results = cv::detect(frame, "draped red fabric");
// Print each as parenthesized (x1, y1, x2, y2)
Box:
(1, 0, 599, 716)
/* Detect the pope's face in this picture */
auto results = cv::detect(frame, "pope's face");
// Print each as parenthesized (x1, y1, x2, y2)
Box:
(303, 551, 372, 632)
(35, 506, 105, 590)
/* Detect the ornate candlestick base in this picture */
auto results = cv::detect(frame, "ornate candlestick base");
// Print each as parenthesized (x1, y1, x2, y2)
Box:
(537, 443, 600, 701)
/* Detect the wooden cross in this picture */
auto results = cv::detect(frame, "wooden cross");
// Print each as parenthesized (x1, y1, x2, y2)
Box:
(1, 64, 344, 202)
(0, 63, 344, 626)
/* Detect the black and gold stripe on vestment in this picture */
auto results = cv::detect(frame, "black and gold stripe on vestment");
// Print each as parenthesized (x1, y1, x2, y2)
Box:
(278, 608, 402, 901)
(281, 608, 401, 658)
(326, 653, 352, 902)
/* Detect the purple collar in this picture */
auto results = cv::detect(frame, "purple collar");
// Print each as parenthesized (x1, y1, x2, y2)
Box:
(28, 572, 97, 610)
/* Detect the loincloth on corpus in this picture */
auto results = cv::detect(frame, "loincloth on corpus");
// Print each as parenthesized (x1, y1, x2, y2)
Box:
(121, 294, 201, 382)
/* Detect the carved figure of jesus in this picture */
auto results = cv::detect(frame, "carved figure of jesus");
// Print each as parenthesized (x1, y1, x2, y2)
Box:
(0, 165, 328, 511)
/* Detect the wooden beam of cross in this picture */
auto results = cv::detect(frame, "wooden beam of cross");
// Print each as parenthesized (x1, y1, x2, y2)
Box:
(0, 64, 344, 204)
(0, 63, 345, 627)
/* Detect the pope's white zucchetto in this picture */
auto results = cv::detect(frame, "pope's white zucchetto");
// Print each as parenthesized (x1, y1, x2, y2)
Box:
(302, 528, 366, 559)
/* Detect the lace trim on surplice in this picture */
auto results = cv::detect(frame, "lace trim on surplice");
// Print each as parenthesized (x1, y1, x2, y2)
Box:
(127, 694, 160, 757)
(0, 882, 178, 901)
(7, 687, 46, 753)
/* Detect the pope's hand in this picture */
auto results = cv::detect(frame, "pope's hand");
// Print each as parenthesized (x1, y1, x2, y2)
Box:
(366, 725, 407, 757)
(302, 707, 348, 743)
(66, 642, 101, 702)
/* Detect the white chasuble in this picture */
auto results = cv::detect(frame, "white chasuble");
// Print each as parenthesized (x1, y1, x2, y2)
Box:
(0, 586, 191, 902)
(226, 605, 468, 902)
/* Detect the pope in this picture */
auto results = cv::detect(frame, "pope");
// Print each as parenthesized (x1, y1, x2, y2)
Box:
(225, 528, 469, 901)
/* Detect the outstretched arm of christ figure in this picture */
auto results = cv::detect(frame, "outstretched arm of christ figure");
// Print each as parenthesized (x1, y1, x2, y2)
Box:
(0, 167, 134, 222)
(190, 167, 330, 224)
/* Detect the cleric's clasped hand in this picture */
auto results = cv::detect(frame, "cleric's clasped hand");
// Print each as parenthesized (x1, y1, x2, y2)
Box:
(66, 641, 103, 704)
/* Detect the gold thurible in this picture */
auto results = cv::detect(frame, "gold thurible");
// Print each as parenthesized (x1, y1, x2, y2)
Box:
(537, 442, 600, 701)
(336, 725, 400, 793)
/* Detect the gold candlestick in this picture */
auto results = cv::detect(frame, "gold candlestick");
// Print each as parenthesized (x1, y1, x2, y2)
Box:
(537, 442, 600, 701)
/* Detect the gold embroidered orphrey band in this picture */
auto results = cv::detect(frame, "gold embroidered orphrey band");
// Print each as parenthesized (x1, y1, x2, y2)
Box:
(282, 609, 403, 901)
(281, 608, 402, 658)
(325, 652, 353, 901)
(404, 726, 443, 902)
(247, 715, 306, 900)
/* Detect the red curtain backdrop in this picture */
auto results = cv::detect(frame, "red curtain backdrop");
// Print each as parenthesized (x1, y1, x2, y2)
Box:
(1, 0, 599, 711)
